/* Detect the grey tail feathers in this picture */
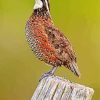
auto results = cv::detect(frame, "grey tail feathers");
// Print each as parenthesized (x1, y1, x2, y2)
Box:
(66, 62, 80, 77)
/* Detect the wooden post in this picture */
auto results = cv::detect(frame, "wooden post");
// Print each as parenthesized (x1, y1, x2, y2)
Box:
(31, 76, 94, 100)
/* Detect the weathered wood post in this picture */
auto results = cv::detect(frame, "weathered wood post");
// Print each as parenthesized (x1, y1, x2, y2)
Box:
(31, 76, 94, 100)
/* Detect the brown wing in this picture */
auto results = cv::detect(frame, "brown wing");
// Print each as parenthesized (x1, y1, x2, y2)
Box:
(45, 26, 80, 77)
(26, 19, 62, 67)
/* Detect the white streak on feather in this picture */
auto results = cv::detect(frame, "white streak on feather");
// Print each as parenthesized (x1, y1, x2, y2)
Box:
(45, 0, 50, 15)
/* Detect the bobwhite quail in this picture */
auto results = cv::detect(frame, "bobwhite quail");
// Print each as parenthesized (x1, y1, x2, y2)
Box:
(25, 0, 80, 81)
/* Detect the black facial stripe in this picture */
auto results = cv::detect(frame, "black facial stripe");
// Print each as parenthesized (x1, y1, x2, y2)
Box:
(41, 0, 50, 10)
(33, 0, 50, 16)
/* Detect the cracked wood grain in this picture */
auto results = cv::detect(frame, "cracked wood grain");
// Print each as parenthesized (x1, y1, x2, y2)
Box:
(31, 76, 94, 100)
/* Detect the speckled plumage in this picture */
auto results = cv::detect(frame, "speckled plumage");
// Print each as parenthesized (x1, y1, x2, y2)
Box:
(25, 0, 80, 77)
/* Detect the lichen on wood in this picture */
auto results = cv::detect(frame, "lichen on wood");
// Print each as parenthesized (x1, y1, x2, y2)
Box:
(31, 76, 94, 100)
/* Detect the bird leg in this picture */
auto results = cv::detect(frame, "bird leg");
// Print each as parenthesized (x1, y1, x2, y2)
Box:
(39, 66, 57, 82)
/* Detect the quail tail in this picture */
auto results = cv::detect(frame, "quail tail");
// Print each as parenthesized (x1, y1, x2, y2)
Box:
(67, 62, 80, 77)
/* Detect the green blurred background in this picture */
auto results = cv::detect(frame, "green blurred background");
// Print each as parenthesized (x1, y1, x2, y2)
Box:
(0, 0, 100, 99)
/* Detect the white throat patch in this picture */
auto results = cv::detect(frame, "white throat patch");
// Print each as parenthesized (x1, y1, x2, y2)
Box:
(34, 0, 43, 9)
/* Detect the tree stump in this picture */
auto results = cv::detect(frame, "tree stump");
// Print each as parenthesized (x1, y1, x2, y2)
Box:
(31, 76, 94, 100)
